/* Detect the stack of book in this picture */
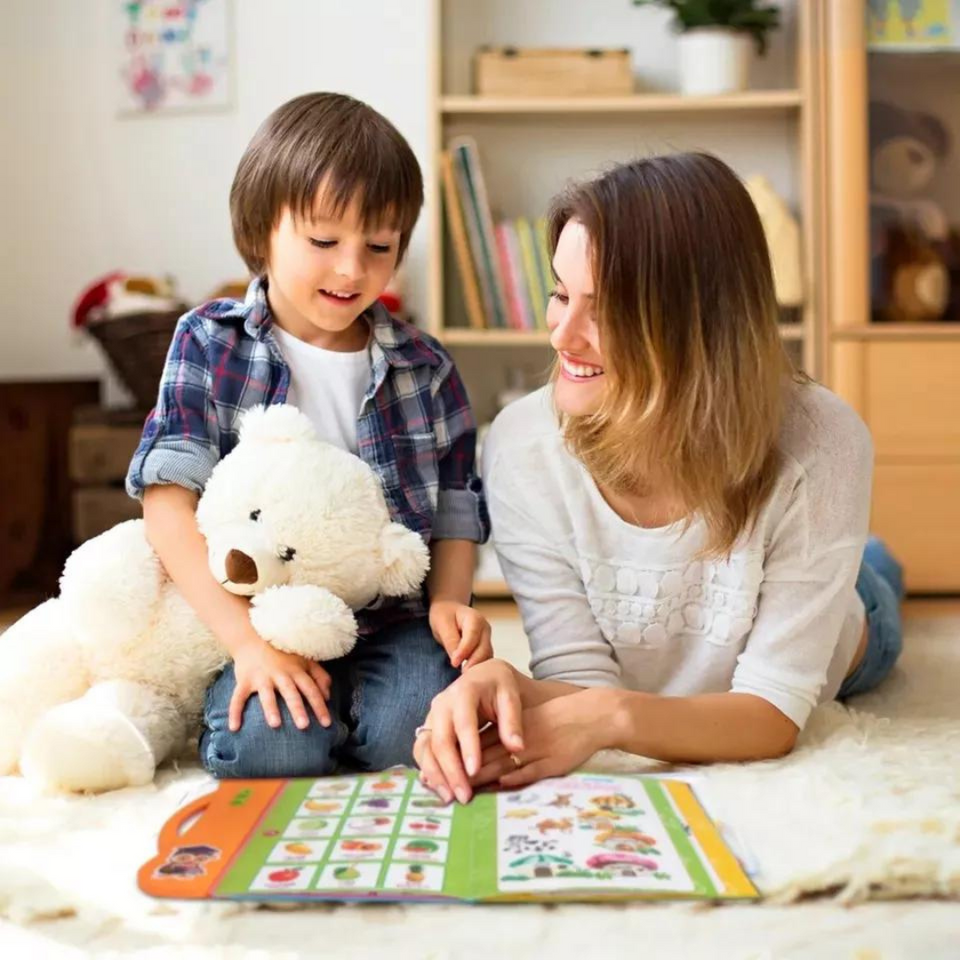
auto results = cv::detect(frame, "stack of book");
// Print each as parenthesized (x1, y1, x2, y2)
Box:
(441, 136, 553, 331)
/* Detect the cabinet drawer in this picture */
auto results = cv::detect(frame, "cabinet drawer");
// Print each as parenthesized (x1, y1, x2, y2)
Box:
(865, 342, 960, 460)
(872, 464, 960, 593)
(70, 424, 142, 484)
(73, 488, 141, 544)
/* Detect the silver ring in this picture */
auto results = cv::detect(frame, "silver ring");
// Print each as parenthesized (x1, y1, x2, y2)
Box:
(414, 725, 432, 738)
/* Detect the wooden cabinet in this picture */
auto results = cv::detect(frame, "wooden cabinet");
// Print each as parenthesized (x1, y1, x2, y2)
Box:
(822, 4, 960, 592)
(69, 408, 143, 545)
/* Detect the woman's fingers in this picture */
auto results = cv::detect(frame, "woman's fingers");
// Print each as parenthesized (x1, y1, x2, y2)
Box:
(494, 682, 525, 752)
(293, 670, 331, 728)
(472, 742, 513, 786)
(452, 696, 483, 779)
(498, 757, 552, 790)
(479, 725, 502, 750)
(429, 700, 474, 804)
(414, 733, 453, 805)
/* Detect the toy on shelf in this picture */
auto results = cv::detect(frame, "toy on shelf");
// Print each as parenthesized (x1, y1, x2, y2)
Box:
(72, 272, 187, 409)
(869, 100, 960, 323)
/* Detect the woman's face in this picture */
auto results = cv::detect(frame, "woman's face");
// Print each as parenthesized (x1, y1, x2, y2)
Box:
(547, 219, 606, 416)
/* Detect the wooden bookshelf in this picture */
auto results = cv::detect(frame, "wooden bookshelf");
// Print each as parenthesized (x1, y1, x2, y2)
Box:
(428, 0, 826, 378)
(831, 324, 960, 341)
(440, 90, 803, 115)
(442, 324, 806, 346)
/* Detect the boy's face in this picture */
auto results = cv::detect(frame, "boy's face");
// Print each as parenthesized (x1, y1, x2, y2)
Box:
(265, 188, 401, 349)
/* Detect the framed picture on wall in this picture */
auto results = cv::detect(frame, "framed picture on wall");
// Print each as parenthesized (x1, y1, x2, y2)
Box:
(118, 0, 233, 115)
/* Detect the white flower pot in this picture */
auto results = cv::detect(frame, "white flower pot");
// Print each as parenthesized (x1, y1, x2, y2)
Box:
(677, 28, 753, 96)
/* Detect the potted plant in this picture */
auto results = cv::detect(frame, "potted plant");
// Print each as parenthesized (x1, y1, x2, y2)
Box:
(633, 0, 780, 95)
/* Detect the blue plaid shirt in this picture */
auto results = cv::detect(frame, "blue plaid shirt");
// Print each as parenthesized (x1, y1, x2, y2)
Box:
(126, 277, 489, 633)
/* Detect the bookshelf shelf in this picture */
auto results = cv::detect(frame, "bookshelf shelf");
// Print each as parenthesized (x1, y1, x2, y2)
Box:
(440, 324, 807, 345)
(831, 324, 960, 341)
(440, 90, 803, 116)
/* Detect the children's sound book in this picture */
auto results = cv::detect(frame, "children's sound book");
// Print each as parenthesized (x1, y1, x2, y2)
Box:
(140, 768, 757, 903)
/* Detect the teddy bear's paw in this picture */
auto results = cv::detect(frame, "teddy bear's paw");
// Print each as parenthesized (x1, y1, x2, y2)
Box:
(379, 522, 431, 597)
(22, 712, 154, 794)
(20, 682, 185, 794)
(251, 585, 358, 661)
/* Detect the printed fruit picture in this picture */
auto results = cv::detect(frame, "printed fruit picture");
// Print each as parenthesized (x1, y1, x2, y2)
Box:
(333, 865, 361, 884)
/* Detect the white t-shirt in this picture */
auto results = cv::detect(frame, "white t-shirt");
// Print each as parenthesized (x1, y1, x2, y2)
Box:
(270, 325, 372, 454)
(482, 382, 874, 730)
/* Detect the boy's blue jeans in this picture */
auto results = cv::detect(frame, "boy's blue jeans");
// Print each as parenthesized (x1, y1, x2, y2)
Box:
(838, 536, 905, 700)
(199, 617, 458, 778)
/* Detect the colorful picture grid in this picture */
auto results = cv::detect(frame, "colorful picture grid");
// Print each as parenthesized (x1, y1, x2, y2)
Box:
(233, 770, 455, 898)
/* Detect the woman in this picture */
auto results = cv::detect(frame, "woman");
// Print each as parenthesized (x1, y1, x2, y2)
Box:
(414, 153, 904, 806)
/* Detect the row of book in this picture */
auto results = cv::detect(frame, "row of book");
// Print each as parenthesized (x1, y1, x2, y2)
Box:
(441, 136, 554, 331)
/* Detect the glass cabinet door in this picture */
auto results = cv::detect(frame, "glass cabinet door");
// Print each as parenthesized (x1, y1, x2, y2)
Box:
(867, 0, 960, 327)
(823, 1, 960, 593)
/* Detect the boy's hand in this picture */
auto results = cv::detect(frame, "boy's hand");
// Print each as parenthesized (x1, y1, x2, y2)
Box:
(229, 639, 332, 733)
(429, 600, 493, 671)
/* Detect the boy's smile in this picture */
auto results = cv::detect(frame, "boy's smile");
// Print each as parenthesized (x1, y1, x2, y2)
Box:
(265, 187, 401, 351)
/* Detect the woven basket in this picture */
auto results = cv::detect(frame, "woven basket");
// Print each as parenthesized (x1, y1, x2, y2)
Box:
(85, 307, 186, 410)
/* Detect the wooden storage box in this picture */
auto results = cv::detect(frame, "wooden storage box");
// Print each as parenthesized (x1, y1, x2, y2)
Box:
(69, 407, 145, 544)
(73, 488, 142, 544)
(473, 47, 633, 97)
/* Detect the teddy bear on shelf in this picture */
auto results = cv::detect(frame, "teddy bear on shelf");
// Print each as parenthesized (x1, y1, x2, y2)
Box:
(869, 99, 960, 323)
(0, 405, 430, 795)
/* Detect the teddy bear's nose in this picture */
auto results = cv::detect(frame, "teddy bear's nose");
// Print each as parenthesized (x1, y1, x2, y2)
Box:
(225, 549, 259, 585)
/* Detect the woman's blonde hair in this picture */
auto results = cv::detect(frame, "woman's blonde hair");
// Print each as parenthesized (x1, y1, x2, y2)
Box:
(548, 152, 802, 557)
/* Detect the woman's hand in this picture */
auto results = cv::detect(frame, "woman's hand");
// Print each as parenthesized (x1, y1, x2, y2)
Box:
(413, 659, 527, 805)
(472, 688, 615, 789)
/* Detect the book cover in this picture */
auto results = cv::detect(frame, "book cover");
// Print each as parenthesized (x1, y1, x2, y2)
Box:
(494, 222, 528, 331)
(515, 217, 547, 330)
(440, 151, 486, 330)
(450, 136, 509, 329)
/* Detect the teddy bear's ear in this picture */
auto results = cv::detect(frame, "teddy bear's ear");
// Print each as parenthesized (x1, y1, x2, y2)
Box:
(379, 523, 431, 597)
(238, 404, 317, 445)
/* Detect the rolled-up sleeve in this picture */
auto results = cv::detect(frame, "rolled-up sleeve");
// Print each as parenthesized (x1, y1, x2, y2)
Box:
(430, 362, 489, 542)
(125, 315, 221, 500)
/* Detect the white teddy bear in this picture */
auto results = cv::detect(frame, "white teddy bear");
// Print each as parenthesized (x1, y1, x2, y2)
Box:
(0, 405, 430, 794)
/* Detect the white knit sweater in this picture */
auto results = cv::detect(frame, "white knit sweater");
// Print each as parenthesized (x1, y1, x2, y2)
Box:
(482, 383, 873, 729)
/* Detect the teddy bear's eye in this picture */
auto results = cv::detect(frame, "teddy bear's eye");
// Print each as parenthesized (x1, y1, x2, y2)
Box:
(279, 546, 296, 562)
(249, 509, 261, 521)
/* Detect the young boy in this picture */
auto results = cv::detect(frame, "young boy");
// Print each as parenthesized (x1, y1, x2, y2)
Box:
(125, 93, 491, 795)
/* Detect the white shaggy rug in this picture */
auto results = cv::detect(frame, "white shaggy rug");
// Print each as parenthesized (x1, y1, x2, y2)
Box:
(1, 614, 959, 958)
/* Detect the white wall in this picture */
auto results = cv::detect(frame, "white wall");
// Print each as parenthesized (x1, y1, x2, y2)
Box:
(0, 0, 431, 388)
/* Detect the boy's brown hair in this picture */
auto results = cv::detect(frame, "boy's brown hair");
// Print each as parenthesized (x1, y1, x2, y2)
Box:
(230, 92, 424, 275)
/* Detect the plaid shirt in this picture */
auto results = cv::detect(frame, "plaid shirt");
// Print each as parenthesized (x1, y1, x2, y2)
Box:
(126, 277, 489, 633)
